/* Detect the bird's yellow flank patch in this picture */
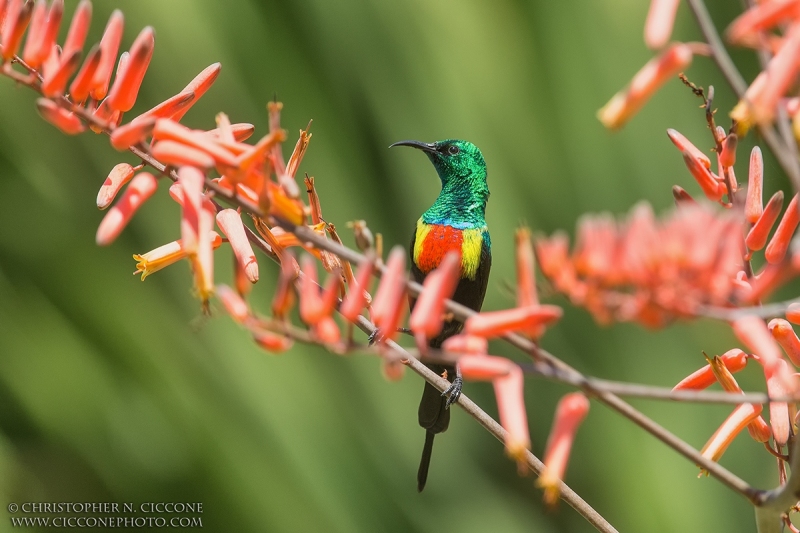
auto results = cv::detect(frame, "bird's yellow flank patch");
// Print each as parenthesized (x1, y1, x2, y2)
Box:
(460, 227, 483, 280)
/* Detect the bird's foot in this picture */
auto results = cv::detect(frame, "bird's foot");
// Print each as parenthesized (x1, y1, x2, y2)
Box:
(442, 375, 463, 408)
(368, 328, 383, 346)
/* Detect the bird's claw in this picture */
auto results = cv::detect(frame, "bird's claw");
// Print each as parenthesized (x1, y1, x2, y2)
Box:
(442, 376, 463, 409)
(368, 328, 382, 346)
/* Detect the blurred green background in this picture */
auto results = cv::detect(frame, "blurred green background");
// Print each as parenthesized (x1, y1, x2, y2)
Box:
(0, 0, 791, 531)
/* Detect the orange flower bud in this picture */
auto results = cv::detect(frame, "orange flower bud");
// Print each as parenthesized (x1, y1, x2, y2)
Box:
(340, 254, 374, 322)
(41, 49, 81, 97)
(252, 329, 293, 354)
(410, 251, 461, 348)
(598, 44, 693, 129)
(458, 353, 515, 380)
(701, 403, 763, 464)
(1, 0, 33, 61)
(299, 255, 324, 326)
(36, 98, 84, 135)
(763, 358, 795, 446)
(109, 117, 155, 151)
(130, 93, 195, 126)
(726, 0, 800, 46)
(96, 172, 158, 246)
(672, 349, 748, 391)
(441, 334, 488, 355)
(644, 0, 680, 50)
(719, 133, 738, 168)
(97, 162, 135, 209)
(666, 129, 711, 169)
(733, 316, 785, 372)
(746, 191, 784, 251)
(265, 180, 305, 226)
(371, 246, 407, 343)
(90, 9, 124, 100)
(382, 358, 405, 382)
(68, 44, 102, 103)
(133, 231, 221, 280)
(672, 185, 696, 205)
(464, 305, 562, 338)
(21, 0, 47, 68)
(216, 284, 249, 324)
(192, 200, 216, 304)
(272, 252, 298, 319)
(745, 147, 764, 223)
(107, 26, 155, 112)
(538, 392, 590, 506)
(170, 63, 222, 122)
(766, 192, 800, 264)
(682, 150, 725, 202)
(205, 123, 255, 143)
(178, 166, 205, 256)
(152, 140, 215, 169)
(153, 119, 238, 168)
(769, 318, 800, 366)
(787, 302, 800, 324)
(32, 0, 63, 68)
(313, 316, 341, 344)
(61, 0, 91, 60)
(216, 209, 259, 284)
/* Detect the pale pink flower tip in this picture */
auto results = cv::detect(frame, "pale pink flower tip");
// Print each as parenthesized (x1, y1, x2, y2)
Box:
(538, 392, 590, 506)
(216, 209, 259, 284)
(97, 163, 135, 209)
(644, 0, 680, 50)
(96, 172, 158, 246)
(216, 284, 249, 324)
(768, 318, 800, 367)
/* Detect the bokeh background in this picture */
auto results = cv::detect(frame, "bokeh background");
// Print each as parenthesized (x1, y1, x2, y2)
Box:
(0, 1, 792, 531)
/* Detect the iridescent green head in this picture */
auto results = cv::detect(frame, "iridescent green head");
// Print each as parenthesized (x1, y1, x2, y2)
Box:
(391, 139, 489, 229)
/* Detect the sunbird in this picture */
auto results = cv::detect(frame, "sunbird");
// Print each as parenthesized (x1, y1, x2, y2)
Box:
(390, 139, 492, 491)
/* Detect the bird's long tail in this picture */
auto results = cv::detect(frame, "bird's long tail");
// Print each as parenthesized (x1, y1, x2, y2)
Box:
(417, 430, 436, 492)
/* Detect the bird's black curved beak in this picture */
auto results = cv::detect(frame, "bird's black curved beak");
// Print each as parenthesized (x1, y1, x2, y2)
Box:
(389, 140, 436, 153)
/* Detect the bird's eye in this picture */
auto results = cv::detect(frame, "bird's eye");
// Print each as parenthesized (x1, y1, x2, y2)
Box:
(447, 145, 460, 155)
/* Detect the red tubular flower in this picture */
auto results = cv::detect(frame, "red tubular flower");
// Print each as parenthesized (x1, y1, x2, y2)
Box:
(313, 316, 341, 344)
(130, 93, 195, 126)
(765, 193, 799, 263)
(109, 117, 155, 151)
(726, 0, 800, 46)
(178, 166, 205, 256)
(672, 349, 748, 391)
(538, 392, 590, 506)
(732, 23, 800, 126)
(272, 252, 299, 319)
(41, 49, 81, 97)
(370, 246, 407, 343)
(410, 251, 461, 350)
(90, 9, 124, 100)
(68, 44, 102, 103)
(464, 305, 562, 338)
(96, 172, 158, 246)
(769, 318, 800, 366)
(787, 302, 800, 324)
(170, 63, 222, 122)
(216, 209, 259, 284)
(192, 200, 216, 304)
(701, 403, 763, 464)
(746, 147, 764, 223)
(706, 354, 771, 443)
(666, 129, 711, 169)
(32, 0, 64, 68)
(133, 231, 222, 280)
(153, 119, 238, 169)
(1, 0, 33, 62)
(340, 254, 374, 322)
(96, 162, 135, 209)
(442, 334, 488, 355)
(733, 316, 786, 372)
(36, 98, 84, 134)
(681, 150, 725, 201)
(107, 26, 155, 112)
(672, 185, 696, 205)
(644, 0, 680, 50)
(746, 191, 784, 250)
(598, 43, 693, 129)
(763, 358, 795, 446)
(252, 329, 293, 354)
(299, 255, 324, 325)
(61, 0, 91, 60)
(457, 355, 530, 461)
(21, 0, 47, 68)
(152, 141, 215, 169)
(719, 134, 738, 168)
(515, 227, 546, 339)
(216, 284, 250, 324)
(206, 123, 255, 143)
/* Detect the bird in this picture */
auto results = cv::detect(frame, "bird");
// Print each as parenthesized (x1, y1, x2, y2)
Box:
(390, 139, 492, 492)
